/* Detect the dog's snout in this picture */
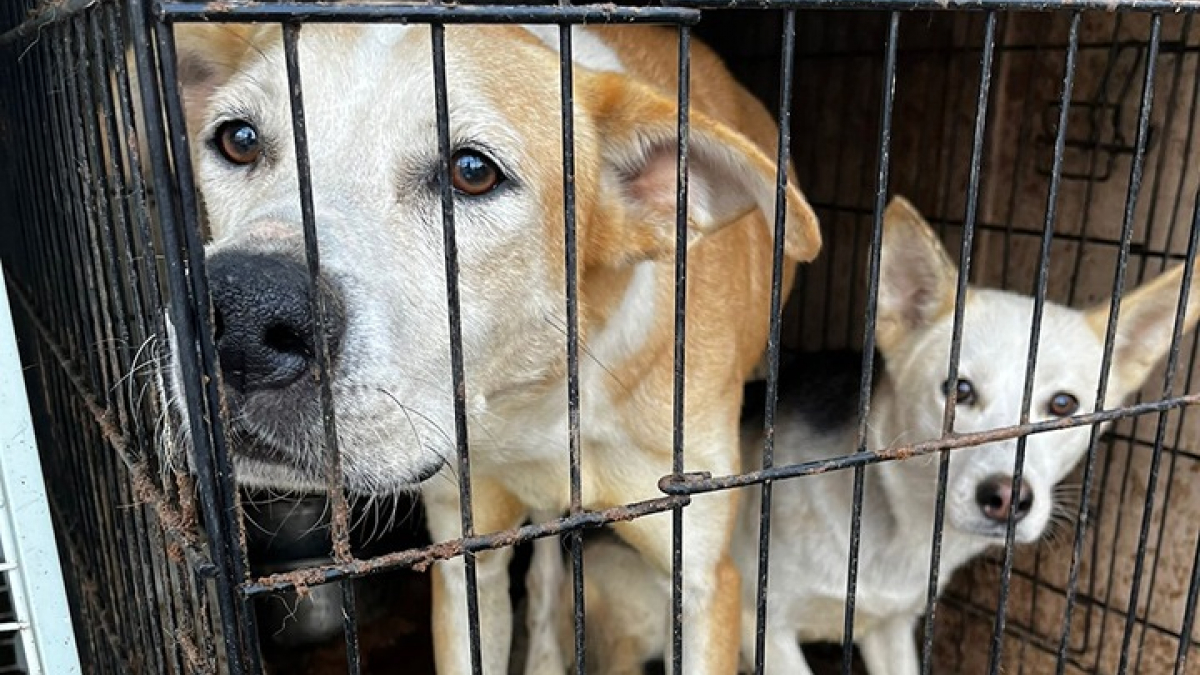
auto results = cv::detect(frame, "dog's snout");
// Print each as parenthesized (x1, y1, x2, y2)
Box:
(975, 475, 1034, 524)
(206, 252, 345, 394)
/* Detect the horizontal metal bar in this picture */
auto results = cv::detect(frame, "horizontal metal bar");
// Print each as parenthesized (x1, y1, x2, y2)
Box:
(156, 2, 701, 25)
(241, 495, 688, 596)
(811, 202, 1198, 260)
(661, 393, 1200, 496)
(0, 622, 29, 634)
(0, 0, 98, 49)
(671, 0, 1200, 11)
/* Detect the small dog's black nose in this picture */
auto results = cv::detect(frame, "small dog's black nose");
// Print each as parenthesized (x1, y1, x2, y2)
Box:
(206, 252, 345, 394)
(975, 475, 1034, 524)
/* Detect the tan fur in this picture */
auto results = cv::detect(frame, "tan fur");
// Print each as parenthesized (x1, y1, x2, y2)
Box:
(171, 23, 819, 675)
(439, 27, 816, 675)
(707, 555, 743, 672)
(173, 24, 273, 132)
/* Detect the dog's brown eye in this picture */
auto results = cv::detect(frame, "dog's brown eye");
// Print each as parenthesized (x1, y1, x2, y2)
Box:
(942, 378, 977, 406)
(214, 120, 261, 166)
(450, 150, 503, 196)
(1047, 392, 1079, 417)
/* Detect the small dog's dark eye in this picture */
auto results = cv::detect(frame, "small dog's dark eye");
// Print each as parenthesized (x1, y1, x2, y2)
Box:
(942, 378, 977, 406)
(1047, 392, 1079, 417)
(214, 120, 261, 166)
(450, 150, 504, 196)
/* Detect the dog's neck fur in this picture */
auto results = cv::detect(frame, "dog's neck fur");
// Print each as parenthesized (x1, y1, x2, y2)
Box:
(864, 373, 995, 586)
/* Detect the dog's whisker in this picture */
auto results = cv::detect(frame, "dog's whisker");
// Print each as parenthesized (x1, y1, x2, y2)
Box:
(375, 387, 454, 448)
(113, 335, 162, 386)
(540, 312, 630, 395)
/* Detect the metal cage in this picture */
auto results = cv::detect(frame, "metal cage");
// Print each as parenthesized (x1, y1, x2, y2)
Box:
(1, 1, 1199, 674)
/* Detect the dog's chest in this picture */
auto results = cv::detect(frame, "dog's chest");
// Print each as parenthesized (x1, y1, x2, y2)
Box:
(472, 365, 641, 512)
(762, 477, 984, 644)
(746, 418, 955, 641)
(472, 263, 662, 511)
(770, 510, 936, 641)
(803, 561, 932, 635)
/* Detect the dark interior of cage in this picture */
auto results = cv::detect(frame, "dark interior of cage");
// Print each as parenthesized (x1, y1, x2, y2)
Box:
(203, 11, 1198, 675)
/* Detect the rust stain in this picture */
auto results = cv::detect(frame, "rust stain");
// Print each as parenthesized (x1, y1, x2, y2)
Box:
(177, 631, 212, 674)
(244, 496, 687, 595)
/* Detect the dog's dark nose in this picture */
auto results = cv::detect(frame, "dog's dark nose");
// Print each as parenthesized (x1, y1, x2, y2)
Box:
(975, 475, 1034, 524)
(206, 252, 345, 394)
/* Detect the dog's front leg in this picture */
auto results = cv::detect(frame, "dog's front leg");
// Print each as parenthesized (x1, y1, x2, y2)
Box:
(858, 615, 919, 675)
(426, 477, 527, 675)
(679, 551, 742, 675)
(617, 490, 741, 675)
(738, 602, 814, 675)
(759, 628, 814, 675)
(522, 530, 568, 675)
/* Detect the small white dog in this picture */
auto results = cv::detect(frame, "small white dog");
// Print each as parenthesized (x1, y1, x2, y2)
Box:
(540, 195, 1200, 675)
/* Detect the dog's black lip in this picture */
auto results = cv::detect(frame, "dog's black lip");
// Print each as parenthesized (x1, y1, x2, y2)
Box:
(411, 457, 447, 485)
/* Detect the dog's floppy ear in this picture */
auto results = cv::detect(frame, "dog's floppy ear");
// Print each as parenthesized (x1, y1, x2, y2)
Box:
(875, 196, 958, 353)
(586, 72, 821, 265)
(1086, 263, 1200, 392)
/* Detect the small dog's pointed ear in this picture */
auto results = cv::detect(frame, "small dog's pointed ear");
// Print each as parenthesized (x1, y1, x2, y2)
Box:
(876, 196, 958, 352)
(586, 72, 821, 265)
(1086, 263, 1200, 392)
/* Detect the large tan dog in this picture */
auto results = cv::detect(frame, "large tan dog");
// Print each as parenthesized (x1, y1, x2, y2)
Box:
(173, 23, 820, 673)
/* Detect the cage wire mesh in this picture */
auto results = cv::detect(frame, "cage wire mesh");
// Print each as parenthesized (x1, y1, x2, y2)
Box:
(1, 1, 1200, 674)
(750, 11, 1200, 672)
